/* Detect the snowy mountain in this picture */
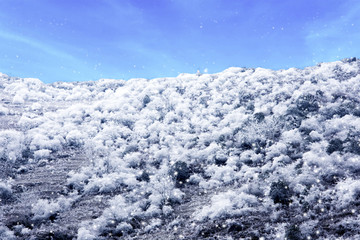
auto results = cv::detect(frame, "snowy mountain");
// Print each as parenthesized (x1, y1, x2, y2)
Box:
(1, 58, 360, 239)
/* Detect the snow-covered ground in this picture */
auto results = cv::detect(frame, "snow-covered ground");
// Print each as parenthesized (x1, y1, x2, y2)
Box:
(1, 58, 360, 239)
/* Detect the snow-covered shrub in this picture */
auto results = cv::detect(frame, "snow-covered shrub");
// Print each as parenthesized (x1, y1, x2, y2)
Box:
(124, 152, 142, 168)
(33, 149, 51, 161)
(136, 170, 150, 182)
(83, 173, 120, 194)
(0, 104, 9, 115)
(169, 161, 190, 187)
(31, 198, 59, 222)
(334, 178, 360, 207)
(99, 221, 133, 238)
(30, 102, 43, 112)
(66, 170, 90, 192)
(296, 94, 320, 116)
(148, 167, 184, 209)
(283, 108, 304, 129)
(285, 224, 303, 240)
(0, 130, 24, 163)
(35, 231, 76, 240)
(0, 181, 13, 203)
(269, 181, 292, 206)
(214, 152, 228, 166)
(18, 114, 44, 130)
(66, 130, 84, 147)
(346, 135, 360, 155)
(77, 227, 96, 240)
(12, 93, 25, 104)
(142, 95, 151, 107)
(102, 195, 134, 223)
(194, 190, 259, 221)
(31, 197, 73, 223)
(326, 138, 344, 154)
(0, 225, 15, 240)
(253, 112, 265, 123)
(29, 133, 62, 152)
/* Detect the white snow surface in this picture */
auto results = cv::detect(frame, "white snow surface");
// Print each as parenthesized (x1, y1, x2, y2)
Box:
(1, 59, 360, 239)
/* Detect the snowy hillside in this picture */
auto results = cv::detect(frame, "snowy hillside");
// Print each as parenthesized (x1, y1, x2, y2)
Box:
(1, 58, 360, 239)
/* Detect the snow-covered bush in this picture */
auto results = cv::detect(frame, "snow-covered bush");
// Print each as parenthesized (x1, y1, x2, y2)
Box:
(77, 227, 96, 240)
(66, 170, 90, 192)
(33, 149, 51, 161)
(194, 190, 260, 221)
(12, 93, 25, 104)
(169, 161, 190, 187)
(0, 181, 13, 203)
(0, 104, 9, 115)
(269, 181, 293, 206)
(31, 197, 73, 223)
(66, 130, 84, 147)
(285, 224, 303, 240)
(29, 133, 62, 152)
(327, 138, 344, 155)
(0, 225, 15, 240)
(0, 130, 24, 163)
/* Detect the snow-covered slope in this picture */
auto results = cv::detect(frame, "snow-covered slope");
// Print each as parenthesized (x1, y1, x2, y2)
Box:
(1, 58, 360, 239)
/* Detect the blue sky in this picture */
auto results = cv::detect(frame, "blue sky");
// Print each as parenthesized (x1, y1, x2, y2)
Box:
(0, 0, 359, 83)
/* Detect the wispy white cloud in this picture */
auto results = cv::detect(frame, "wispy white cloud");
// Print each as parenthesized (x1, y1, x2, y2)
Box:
(304, 2, 360, 62)
(0, 28, 102, 82)
(0, 29, 78, 61)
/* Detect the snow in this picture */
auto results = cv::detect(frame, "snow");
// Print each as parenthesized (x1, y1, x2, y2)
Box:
(194, 190, 259, 221)
(1, 59, 360, 239)
(0, 104, 9, 115)
(0, 225, 16, 240)
(0, 130, 24, 163)
(33, 149, 51, 161)
(0, 180, 13, 202)
(31, 197, 70, 222)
